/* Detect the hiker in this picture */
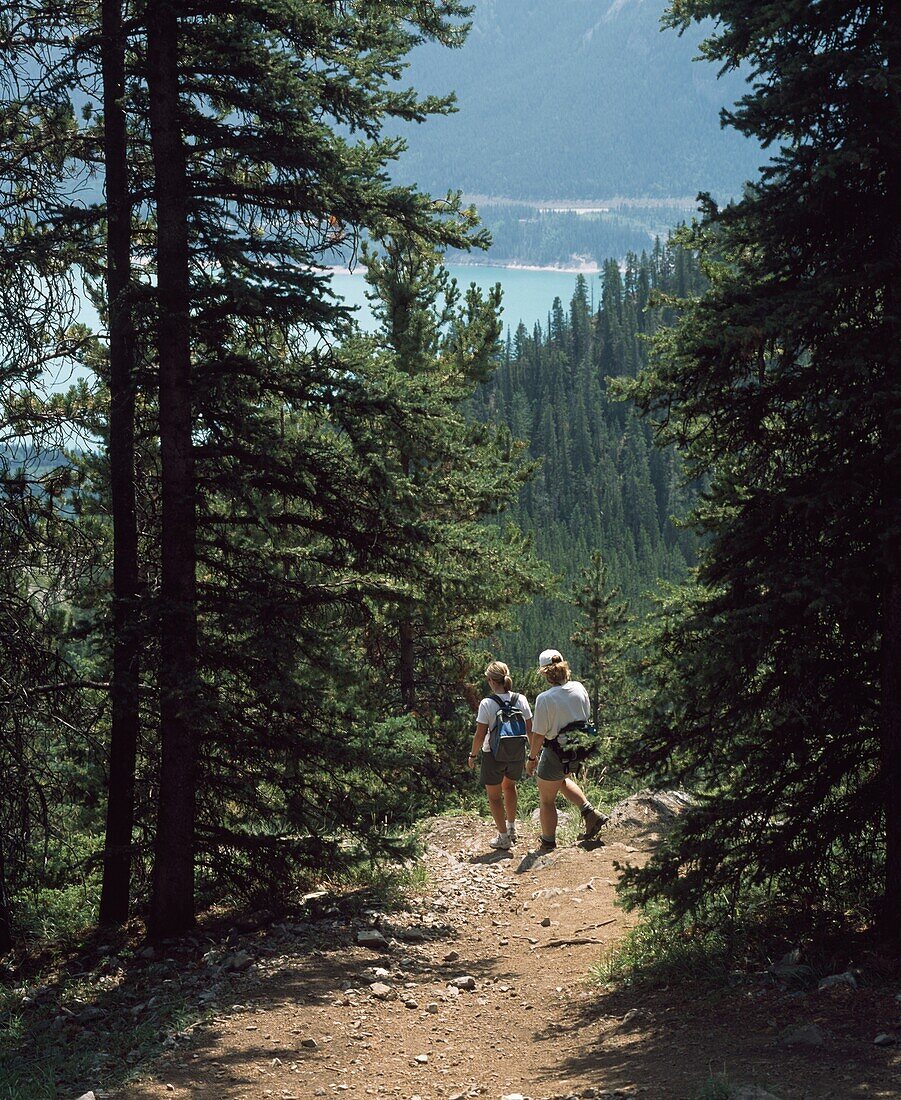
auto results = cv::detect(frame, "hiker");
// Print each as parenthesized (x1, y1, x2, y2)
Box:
(467, 660, 533, 850)
(525, 648, 607, 851)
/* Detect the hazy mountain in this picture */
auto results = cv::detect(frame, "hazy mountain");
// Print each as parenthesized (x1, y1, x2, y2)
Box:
(392, 0, 762, 201)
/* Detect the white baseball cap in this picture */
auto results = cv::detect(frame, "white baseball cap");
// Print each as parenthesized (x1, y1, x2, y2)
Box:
(538, 648, 563, 669)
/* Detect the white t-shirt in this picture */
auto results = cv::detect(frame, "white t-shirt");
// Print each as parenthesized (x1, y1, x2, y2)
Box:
(476, 691, 533, 752)
(532, 681, 590, 741)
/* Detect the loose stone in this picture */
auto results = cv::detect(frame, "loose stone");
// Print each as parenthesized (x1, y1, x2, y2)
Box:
(449, 975, 477, 990)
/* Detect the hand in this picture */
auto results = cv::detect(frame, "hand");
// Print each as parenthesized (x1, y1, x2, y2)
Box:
(467, 753, 477, 770)
(526, 758, 537, 776)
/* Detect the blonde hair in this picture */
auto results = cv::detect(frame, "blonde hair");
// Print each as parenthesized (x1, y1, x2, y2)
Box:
(540, 654, 571, 686)
(485, 660, 513, 692)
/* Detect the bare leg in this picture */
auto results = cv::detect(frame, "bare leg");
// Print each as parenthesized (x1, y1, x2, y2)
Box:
(559, 776, 589, 809)
(484, 783, 507, 833)
(501, 775, 518, 825)
(537, 776, 563, 840)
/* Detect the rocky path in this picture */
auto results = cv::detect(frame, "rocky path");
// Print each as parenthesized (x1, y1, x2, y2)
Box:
(110, 808, 900, 1100)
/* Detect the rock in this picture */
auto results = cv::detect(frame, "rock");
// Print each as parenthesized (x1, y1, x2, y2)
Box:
(766, 948, 814, 986)
(621, 1008, 646, 1026)
(77, 1007, 104, 1022)
(369, 982, 394, 999)
(225, 950, 254, 972)
(74, 1093, 97, 1100)
(300, 1037, 319, 1049)
(371, 967, 392, 979)
(606, 788, 692, 832)
(532, 887, 565, 899)
(426, 1002, 439, 1013)
(818, 970, 858, 991)
(540, 917, 551, 927)
(448, 975, 476, 990)
(356, 929, 390, 950)
(780, 1022, 827, 1047)
(873, 1032, 896, 1046)
(299, 888, 328, 906)
(403, 998, 418, 1009)
(414, 1053, 429, 1064)
(500, 1094, 527, 1100)
(443, 950, 460, 963)
(396, 927, 428, 942)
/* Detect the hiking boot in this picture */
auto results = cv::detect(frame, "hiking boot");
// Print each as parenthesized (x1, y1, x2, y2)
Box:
(537, 836, 557, 852)
(489, 832, 511, 850)
(579, 808, 608, 842)
(507, 825, 517, 844)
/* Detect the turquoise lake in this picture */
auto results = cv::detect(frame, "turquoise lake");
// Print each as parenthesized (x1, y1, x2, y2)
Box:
(329, 264, 598, 335)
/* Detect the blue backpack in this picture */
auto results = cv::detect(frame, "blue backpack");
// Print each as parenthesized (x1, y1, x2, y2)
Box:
(487, 693, 529, 763)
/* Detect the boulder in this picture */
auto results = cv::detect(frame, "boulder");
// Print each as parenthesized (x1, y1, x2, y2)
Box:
(606, 789, 692, 832)
(356, 929, 389, 950)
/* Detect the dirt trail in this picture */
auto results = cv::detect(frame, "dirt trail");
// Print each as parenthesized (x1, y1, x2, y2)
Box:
(113, 814, 900, 1100)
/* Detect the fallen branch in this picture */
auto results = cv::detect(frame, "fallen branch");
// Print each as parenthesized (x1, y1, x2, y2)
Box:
(538, 937, 608, 948)
(573, 917, 617, 934)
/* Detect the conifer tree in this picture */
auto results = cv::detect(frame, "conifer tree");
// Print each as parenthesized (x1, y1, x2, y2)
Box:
(620, 1, 901, 935)
(569, 550, 627, 729)
(360, 231, 545, 711)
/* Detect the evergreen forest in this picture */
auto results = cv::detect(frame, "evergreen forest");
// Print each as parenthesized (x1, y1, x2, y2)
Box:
(1, 1, 899, 1097)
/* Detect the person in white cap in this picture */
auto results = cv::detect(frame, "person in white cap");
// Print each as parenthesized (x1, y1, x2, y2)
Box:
(525, 648, 607, 850)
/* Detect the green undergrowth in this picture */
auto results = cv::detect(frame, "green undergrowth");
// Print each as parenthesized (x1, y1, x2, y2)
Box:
(593, 901, 747, 989)
(592, 882, 889, 995)
(692, 1074, 733, 1100)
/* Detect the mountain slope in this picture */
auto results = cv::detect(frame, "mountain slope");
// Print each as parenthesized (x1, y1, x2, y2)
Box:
(393, 0, 761, 200)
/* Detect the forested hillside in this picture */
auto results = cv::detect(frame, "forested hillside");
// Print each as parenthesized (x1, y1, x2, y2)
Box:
(393, 0, 762, 200)
(446, 201, 692, 269)
(477, 244, 703, 668)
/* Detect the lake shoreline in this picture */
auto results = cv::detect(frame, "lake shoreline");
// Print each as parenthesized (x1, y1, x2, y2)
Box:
(325, 258, 601, 277)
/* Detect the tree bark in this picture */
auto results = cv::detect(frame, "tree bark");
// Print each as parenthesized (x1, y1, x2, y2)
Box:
(0, 843, 12, 954)
(146, 0, 197, 939)
(99, 0, 141, 929)
(398, 617, 415, 710)
(879, 7, 901, 942)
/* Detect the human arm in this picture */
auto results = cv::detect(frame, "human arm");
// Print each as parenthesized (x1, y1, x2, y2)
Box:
(468, 722, 488, 769)
(526, 721, 543, 776)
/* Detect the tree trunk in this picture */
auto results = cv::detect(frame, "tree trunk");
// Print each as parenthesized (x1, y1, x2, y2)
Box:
(399, 618, 415, 710)
(882, 573, 901, 939)
(0, 844, 12, 954)
(99, 0, 141, 928)
(879, 9, 901, 942)
(398, 446, 415, 710)
(146, 0, 197, 939)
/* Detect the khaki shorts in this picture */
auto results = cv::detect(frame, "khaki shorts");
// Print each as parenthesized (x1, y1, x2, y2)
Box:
(535, 742, 568, 782)
(480, 751, 525, 786)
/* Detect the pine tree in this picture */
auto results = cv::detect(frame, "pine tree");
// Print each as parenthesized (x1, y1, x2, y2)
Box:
(569, 550, 627, 731)
(620, 1, 901, 936)
(360, 231, 546, 712)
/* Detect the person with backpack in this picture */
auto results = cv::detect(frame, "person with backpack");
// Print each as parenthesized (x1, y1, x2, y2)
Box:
(467, 660, 532, 850)
(525, 648, 607, 851)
